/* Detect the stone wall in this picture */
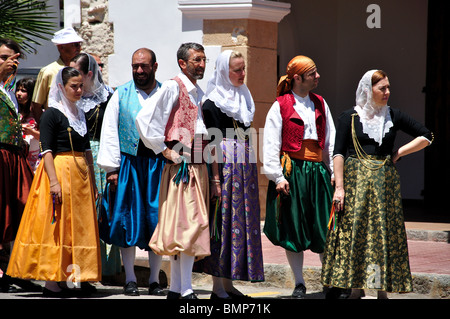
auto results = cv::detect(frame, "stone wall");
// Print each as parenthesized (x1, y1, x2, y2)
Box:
(203, 18, 279, 218)
(77, 0, 114, 84)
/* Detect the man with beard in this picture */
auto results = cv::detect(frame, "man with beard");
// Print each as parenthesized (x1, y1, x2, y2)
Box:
(97, 48, 166, 296)
(136, 43, 210, 299)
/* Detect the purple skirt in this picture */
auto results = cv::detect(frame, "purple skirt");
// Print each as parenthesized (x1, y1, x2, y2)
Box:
(194, 139, 264, 282)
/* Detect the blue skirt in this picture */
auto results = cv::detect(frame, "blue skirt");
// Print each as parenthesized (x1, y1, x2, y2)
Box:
(99, 153, 165, 250)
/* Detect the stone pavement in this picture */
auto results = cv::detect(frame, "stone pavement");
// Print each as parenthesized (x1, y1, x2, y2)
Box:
(133, 221, 450, 299)
(0, 222, 448, 302)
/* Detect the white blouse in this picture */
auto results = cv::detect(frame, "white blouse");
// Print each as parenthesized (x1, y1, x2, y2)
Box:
(135, 73, 207, 155)
(262, 91, 336, 184)
(97, 84, 159, 173)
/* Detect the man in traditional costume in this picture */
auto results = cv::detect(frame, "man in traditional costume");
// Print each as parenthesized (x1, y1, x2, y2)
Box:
(0, 39, 35, 293)
(97, 48, 165, 296)
(263, 55, 336, 298)
(135, 42, 210, 299)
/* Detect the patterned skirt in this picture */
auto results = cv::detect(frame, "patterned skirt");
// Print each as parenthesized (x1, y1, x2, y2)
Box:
(7, 152, 101, 282)
(264, 158, 333, 253)
(194, 139, 264, 282)
(321, 156, 413, 293)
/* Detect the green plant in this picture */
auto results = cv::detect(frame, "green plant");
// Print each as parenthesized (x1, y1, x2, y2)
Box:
(0, 0, 57, 55)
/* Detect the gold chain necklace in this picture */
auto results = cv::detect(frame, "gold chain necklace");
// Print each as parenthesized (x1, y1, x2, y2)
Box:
(67, 127, 88, 176)
(232, 118, 249, 141)
(351, 113, 387, 170)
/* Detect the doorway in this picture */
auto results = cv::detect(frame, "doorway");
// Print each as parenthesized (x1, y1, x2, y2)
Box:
(423, 1, 450, 221)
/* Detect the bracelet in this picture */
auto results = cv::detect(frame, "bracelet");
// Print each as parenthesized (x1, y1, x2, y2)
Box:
(210, 179, 220, 184)
(50, 182, 59, 187)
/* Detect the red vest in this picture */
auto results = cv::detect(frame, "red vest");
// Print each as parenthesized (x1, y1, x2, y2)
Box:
(277, 92, 326, 152)
(164, 76, 198, 149)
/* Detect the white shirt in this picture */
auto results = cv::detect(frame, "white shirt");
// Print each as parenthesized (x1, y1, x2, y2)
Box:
(135, 72, 207, 155)
(262, 91, 336, 184)
(97, 84, 160, 173)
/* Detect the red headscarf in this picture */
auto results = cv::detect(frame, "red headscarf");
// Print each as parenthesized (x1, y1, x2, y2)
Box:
(276, 55, 316, 97)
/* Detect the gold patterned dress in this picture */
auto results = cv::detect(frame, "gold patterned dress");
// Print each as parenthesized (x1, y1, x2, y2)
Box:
(321, 108, 433, 293)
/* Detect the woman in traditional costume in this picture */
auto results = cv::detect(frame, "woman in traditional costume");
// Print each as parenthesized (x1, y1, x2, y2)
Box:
(321, 70, 433, 298)
(7, 67, 101, 297)
(194, 50, 264, 299)
(263, 55, 336, 298)
(70, 53, 121, 279)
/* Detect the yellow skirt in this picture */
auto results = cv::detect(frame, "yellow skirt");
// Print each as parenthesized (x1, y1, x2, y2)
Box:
(149, 163, 210, 259)
(7, 152, 101, 282)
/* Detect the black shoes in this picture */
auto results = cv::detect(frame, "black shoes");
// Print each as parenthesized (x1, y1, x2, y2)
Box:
(42, 287, 75, 298)
(123, 281, 139, 296)
(42, 282, 97, 298)
(181, 292, 198, 299)
(123, 281, 167, 296)
(166, 291, 198, 299)
(227, 291, 252, 300)
(292, 283, 307, 299)
(325, 287, 351, 299)
(210, 292, 231, 300)
(167, 291, 181, 299)
(149, 282, 165, 296)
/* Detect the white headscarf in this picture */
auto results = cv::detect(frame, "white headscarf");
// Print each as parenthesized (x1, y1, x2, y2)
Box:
(77, 53, 109, 112)
(206, 50, 255, 127)
(354, 69, 393, 146)
(48, 67, 87, 136)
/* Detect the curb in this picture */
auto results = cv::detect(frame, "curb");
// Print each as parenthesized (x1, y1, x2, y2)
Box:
(127, 258, 449, 299)
(406, 229, 449, 243)
(260, 264, 450, 299)
(121, 228, 449, 298)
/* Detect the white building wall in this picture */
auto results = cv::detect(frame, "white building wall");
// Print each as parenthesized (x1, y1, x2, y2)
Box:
(107, 0, 220, 91)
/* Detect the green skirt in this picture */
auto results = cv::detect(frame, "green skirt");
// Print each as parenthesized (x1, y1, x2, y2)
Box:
(321, 156, 413, 293)
(264, 158, 333, 253)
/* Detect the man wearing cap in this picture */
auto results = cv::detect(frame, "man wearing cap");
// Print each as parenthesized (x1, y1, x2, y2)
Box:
(262, 55, 336, 298)
(31, 27, 83, 123)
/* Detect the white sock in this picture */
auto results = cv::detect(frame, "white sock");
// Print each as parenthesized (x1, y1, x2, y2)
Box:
(169, 255, 181, 293)
(179, 252, 195, 297)
(120, 246, 137, 284)
(285, 250, 305, 286)
(148, 250, 162, 284)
